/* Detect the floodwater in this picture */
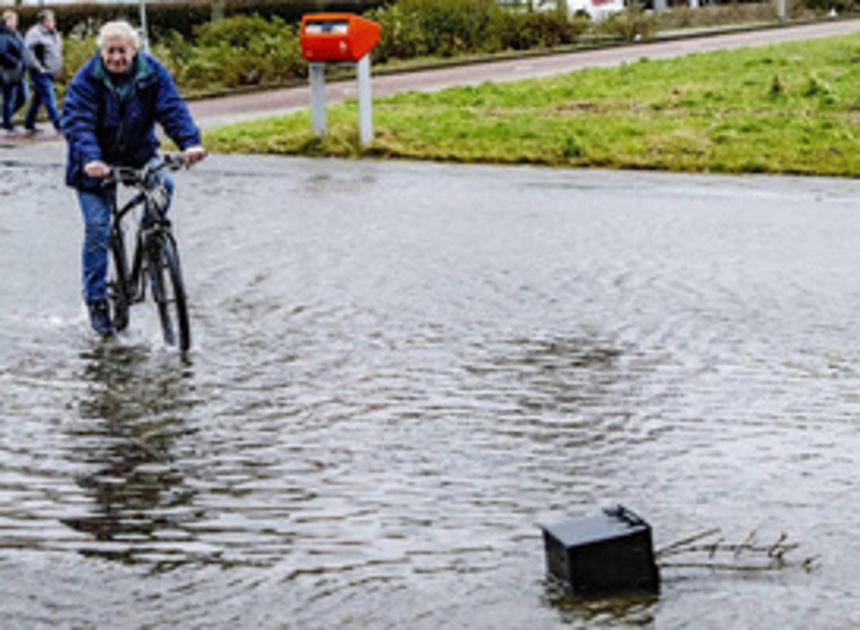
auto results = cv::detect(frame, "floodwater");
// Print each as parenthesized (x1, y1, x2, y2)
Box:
(1, 146, 859, 628)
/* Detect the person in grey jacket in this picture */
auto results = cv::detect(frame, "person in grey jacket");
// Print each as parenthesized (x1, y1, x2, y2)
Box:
(23, 9, 62, 133)
(0, 10, 26, 134)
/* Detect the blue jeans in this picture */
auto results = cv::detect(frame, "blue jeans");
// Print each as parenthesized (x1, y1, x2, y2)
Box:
(77, 166, 174, 303)
(2, 82, 17, 130)
(25, 71, 61, 131)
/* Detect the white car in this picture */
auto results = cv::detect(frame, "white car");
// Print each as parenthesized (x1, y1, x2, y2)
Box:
(568, 0, 626, 19)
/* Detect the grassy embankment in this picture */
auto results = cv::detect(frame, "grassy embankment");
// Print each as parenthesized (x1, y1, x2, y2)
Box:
(203, 33, 860, 177)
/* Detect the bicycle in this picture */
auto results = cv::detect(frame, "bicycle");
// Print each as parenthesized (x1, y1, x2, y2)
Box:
(105, 154, 192, 352)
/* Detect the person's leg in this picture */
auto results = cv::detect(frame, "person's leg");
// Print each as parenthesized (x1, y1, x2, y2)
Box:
(158, 169, 175, 212)
(144, 157, 175, 217)
(1, 83, 14, 130)
(78, 188, 116, 335)
(24, 73, 45, 131)
(16, 79, 27, 114)
(40, 76, 61, 130)
(77, 189, 113, 304)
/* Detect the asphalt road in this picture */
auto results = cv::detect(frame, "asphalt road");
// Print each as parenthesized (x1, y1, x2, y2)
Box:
(189, 18, 860, 129)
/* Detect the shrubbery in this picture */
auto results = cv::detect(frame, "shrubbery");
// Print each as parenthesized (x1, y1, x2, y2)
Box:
(20, 0, 386, 39)
(395, 0, 499, 56)
(367, 0, 588, 62)
(51, 0, 819, 97)
(657, 3, 775, 28)
(60, 14, 304, 93)
(179, 15, 304, 89)
(802, 0, 858, 14)
(652, 2, 822, 29)
(596, 5, 658, 42)
(57, 0, 596, 94)
(494, 9, 590, 50)
(366, 3, 430, 60)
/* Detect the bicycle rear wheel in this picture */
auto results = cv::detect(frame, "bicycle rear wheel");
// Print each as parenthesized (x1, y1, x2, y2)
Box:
(108, 229, 130, 332)
(148, 233, 191, 352)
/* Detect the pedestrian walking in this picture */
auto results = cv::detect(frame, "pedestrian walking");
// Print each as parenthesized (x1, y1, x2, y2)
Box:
(0, 10, 26, 135)
(23, 9, 62, 134)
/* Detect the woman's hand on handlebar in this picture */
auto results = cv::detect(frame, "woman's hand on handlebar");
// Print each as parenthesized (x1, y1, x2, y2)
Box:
(84, 160, 111, 179)
(183, 145, 207, 167)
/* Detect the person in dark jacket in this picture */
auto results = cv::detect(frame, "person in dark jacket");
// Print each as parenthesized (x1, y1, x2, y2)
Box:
(0, 10, 26, 134)
(62, 20, 206, 336)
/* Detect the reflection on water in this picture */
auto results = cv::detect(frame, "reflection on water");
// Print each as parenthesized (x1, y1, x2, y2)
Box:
(472, 336, 624, 415)
(543, 579, 658, 628)
(1, 154, 860, 627)
(62, 345, 200, 567)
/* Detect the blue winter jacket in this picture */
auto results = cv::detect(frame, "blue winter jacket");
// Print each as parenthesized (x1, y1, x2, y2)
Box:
(0, 23, 25, 83)
(62, 52, 200, 191)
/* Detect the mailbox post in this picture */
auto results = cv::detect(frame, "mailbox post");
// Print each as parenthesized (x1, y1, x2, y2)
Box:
(300, 14, 381, 146)
(776, 0, 787, 22)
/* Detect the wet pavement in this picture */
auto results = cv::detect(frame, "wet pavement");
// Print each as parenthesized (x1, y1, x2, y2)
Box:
(1, 142, 859, 628)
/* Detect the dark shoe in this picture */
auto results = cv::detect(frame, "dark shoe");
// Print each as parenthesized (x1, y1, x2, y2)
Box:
(88, 300, 115, 337)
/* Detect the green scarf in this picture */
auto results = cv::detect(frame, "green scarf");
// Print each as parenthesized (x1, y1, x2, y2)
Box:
(93, 53, 150, 102)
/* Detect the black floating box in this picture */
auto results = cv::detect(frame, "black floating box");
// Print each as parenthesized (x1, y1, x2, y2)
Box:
(541, 505, 660, 594)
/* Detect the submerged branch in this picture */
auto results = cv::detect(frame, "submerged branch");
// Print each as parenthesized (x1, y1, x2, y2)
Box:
(656, 528, 818, 574)
(658, 540, 800, 559)
(656, 528, 721, 558)
(660, 556, 820, 573)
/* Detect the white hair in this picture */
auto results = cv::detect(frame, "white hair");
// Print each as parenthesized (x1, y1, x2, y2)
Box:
(97, 21, 140, 51)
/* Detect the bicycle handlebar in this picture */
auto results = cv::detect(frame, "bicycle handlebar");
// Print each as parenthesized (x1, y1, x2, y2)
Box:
(104, 153, 190, 188)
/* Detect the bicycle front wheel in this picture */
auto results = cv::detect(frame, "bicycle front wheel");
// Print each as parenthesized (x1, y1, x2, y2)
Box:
(108, 229, 130, 333)
(148, 233, 191, 352)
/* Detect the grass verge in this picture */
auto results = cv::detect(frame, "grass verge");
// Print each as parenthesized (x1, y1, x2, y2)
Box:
(203, 33, 860, 177)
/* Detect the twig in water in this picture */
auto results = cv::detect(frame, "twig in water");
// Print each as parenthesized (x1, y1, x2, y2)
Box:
(655, 528, 721, 558)
(736, 529, 757, 558)
(655, 529, 817, 574)
(768, 533, 788, 559)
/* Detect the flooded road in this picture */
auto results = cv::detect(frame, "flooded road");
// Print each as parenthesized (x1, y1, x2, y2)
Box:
(1, 145, 859, 628)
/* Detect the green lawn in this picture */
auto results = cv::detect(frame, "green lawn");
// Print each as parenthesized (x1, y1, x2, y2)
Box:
(204, 34, 860, 177)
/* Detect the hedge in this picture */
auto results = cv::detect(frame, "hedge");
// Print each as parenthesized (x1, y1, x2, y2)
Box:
(13, 0, 389, 39)
(365, 0, 586, 62)
(40, 0, 826, 99)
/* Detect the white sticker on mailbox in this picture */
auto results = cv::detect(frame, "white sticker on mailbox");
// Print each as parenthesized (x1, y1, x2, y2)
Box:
(306, 21, 349, 35)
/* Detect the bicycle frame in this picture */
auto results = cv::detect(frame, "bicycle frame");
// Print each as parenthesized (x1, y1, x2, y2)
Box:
(108, 155, 183, 296)
(110, 190, 170, 306)
(105, 154, 193, 350)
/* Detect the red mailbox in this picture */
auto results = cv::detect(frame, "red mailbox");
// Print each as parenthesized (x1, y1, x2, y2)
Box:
(300, 13, 381, 62)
